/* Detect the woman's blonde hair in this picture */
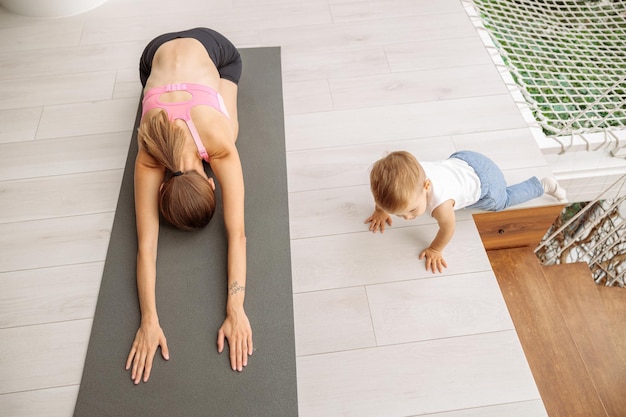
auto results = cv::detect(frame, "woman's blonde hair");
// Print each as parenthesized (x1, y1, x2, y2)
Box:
(369, 151, 425, 213)
(138, 110, 216, 231)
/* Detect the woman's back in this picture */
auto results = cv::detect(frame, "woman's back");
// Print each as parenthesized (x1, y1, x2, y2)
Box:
(142, 38, 236, 155)
(145, 38, 221, 90)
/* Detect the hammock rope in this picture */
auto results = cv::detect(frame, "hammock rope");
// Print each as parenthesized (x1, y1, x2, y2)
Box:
(465, 0, 626, 155)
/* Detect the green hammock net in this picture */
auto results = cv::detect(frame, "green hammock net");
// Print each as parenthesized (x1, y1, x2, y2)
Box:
(467, 0, 626, 139)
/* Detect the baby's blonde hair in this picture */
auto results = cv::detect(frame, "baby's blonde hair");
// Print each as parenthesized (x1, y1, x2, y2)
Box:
(369, 151, 425, 213)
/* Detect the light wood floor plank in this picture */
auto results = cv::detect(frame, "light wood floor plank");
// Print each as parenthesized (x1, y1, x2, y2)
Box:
(0, 320, 91, 393)
(291, 220, 492, 293)
(0, 107, 42, 143)
(415, 400, 548, 417)
(330, 64, 507, 109)
(0, 213, 113, 272)
(281, 46, 390, 83)
(293, 286, 376, 356)
(0, 263, 103, 328)
(113, 68, 143, 100)
(234, 0, 321, 6)
(385, 36, 493, 72)
(285, 95, 526, 151)
(260, 13, 478, 51)
(367, 271, 514, 346)
(0, 170, 123, 223)
(0, 72, 115, 110)
(0, 22, 83, 51)
(84, 0, 234, 20)
(282, 79, 333, 116)
(0, 132, 129, 181)
(81, 3, 331, 45)
(0, 41, 145, 81)
(297, 331, 541, 417)
(36, 98, 138, 140)
(0, 385, 79, 417)
(329, 0, 463, 22)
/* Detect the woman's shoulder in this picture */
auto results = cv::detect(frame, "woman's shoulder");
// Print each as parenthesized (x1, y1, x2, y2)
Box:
(135, 143, 164, 170)
(196, 115, 237, 153)
(206, 136, 238, 162)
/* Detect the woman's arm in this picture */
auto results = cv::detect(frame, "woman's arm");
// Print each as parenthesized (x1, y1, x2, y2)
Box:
(125, 147, 170, 384)
(210, 145, 253, 372)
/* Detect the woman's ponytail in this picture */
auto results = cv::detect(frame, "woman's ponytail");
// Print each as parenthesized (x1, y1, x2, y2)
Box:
(138, 110, 216, 230)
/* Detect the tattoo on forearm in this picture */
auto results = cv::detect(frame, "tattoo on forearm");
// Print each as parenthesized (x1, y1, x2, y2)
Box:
(229, 280, 245, 295)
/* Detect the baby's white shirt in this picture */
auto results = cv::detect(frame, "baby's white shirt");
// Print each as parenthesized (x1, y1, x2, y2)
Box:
(421, 158, 481, 216)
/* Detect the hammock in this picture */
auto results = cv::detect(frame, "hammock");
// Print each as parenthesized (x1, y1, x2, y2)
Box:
(465, 0, 626, 155)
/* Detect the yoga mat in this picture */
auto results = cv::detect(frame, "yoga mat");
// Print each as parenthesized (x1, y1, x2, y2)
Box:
(74, 47, 298, 417)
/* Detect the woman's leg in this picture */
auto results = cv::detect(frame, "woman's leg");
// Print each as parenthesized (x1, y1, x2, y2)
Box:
(185, 28, 242, 85)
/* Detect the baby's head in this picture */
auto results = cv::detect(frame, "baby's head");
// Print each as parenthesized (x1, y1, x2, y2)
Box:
(369, 151, 430, 219)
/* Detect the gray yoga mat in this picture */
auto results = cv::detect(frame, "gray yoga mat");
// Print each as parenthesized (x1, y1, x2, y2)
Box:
(74, 47, 298, 417)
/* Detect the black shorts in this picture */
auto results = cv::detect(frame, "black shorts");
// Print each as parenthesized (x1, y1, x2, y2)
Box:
(139, 27, 242, 87)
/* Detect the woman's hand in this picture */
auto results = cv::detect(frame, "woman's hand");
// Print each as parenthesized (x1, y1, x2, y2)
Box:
(365, 208, 392, 232)
(125, 320, 170, 384)
(217, 308, 253, 372)
(419, 246, 448, 273)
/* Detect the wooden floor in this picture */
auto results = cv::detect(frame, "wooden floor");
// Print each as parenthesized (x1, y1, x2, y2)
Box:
(488, 249, 626, 417)
(0, 0, 568, 416)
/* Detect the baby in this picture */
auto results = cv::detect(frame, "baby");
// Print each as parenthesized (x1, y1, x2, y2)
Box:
(365, 150, 566, 273)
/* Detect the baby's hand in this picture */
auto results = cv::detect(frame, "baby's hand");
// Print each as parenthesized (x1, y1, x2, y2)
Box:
(365, 209, 392, 233)
(419, 247, 448, 273)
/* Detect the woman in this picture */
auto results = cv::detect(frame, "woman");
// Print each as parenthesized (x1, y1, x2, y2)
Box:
(125, 28, 252, 385)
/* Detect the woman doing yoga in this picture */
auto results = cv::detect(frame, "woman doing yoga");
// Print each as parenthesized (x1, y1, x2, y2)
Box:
(125, 28, 252, 384)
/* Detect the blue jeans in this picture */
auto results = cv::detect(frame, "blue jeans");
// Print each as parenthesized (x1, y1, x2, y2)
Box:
(450, 151, 543, 211)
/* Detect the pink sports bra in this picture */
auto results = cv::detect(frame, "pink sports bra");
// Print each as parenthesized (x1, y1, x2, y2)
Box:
(141, 83, 230, 162)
